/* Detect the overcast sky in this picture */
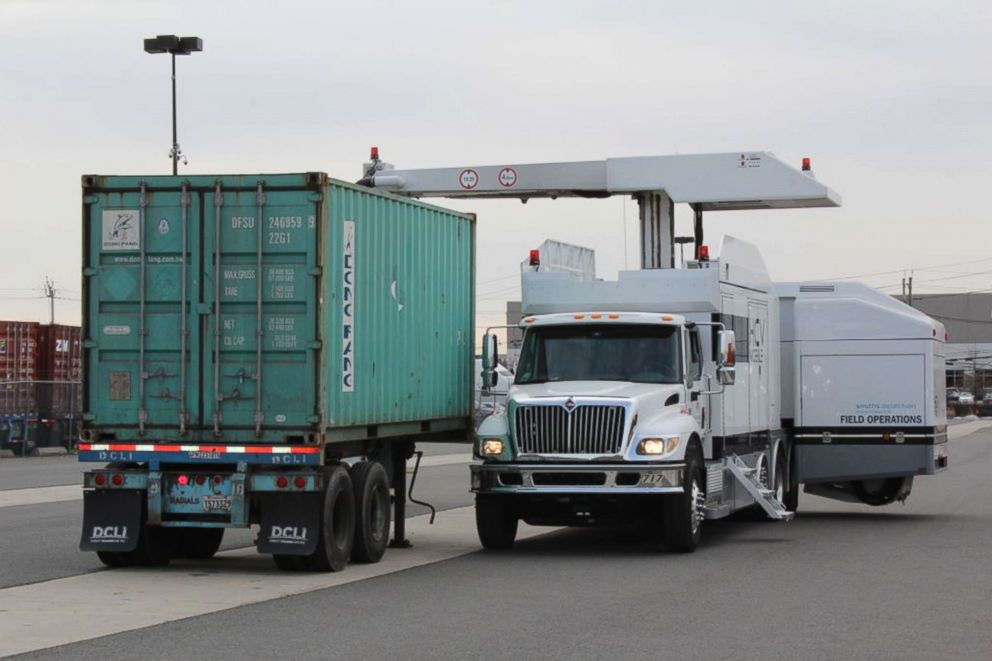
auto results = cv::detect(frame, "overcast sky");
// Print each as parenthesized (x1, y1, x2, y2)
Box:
(1, 0, 989, 327)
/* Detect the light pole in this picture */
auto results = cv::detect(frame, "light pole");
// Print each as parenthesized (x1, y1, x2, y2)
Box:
(143, 35, 202, 175)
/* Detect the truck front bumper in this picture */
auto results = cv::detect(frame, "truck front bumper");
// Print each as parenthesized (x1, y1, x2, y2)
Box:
(471, 462, 684, 495)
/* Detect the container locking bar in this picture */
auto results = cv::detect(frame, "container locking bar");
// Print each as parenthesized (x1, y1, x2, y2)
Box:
(212, 181, 223, 436)
(138, 182, 149, 436)
(179, 182, 190, 435)
(254, 181, 266, 437)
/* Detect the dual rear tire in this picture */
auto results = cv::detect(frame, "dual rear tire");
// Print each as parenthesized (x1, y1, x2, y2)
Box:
(273, 460, 391, 572)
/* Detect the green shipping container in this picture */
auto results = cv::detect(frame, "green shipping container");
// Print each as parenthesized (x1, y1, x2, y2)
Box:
(80, 172, 475, 447)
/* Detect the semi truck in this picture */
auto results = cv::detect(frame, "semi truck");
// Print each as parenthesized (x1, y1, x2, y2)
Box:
(359, 150, 947, 552)
(78, 172, 475, 570)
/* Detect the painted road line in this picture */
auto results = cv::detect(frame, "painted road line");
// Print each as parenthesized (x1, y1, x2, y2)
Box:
(0, 507, 549, 658)
(0, 484, 80, 508)
(0, 454, 473, 510)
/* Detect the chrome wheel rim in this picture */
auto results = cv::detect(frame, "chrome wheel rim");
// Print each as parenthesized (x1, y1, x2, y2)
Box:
(690, 477, 704, 535)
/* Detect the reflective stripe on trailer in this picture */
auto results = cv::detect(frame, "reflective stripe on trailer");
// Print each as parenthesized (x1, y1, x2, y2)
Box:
(77, 443, 320, 454)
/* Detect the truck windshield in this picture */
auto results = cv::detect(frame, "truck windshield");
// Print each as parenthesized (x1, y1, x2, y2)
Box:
(515, 324, 681, 385)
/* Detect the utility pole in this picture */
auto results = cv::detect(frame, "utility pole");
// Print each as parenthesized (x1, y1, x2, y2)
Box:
(901, 275, 906, 299)
(44, 277, 55, 324)
(907, 272, 914, 307)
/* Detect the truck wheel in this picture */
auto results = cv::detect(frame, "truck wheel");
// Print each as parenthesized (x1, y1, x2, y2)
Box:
(306, 465, 356, 572)
(272, 554, 307, 571)
(179, 528, 225, 559)
(759, 453, 789, 520)
(663, 452, 704, 553)
(128, 525, 178, 566)
(475, 494, 518, 549)
(350, 461, 391, 563)
(782, 449, 799, 513)
(96, 551, 131, 568)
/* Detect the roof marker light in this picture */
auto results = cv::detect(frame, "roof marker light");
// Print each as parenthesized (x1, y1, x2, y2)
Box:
(574, 314, 585, 320)
(662, 315, 673, 321)
(525, 318, 536, 324)
(608, 313, 619, 319)
(591, 313, 602, 319)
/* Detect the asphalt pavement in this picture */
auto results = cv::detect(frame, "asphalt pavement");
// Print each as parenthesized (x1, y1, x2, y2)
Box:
(2, 427, 991, 660)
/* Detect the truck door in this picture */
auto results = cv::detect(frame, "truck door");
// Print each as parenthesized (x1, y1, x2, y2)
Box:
(747, 301, 769, 433)
(686, 327, 704, 430)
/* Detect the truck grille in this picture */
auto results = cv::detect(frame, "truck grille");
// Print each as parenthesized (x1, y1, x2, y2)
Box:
(514, 404, 626, 455)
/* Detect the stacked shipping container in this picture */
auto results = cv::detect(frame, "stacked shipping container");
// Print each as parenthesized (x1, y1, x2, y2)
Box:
(0, 321, 81, 451)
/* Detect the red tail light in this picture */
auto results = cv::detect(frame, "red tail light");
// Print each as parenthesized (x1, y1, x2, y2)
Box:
(94, 473, 106, 486)
(177, 474, 189, 486)
(111, 474, 124, 487)
(294, 476, 306, 489)
(195, 474, 206, 485)
(213, 475, 223, 485)
(276, 475, 289, 489)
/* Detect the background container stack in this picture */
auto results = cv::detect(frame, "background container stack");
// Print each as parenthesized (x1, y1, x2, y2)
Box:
(0, 321, 81, 453)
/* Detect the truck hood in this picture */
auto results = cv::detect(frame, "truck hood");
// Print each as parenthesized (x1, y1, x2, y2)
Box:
(509, 381, 683, 414)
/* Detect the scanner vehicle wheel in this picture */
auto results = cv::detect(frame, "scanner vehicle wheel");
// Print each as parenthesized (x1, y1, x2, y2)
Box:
(272, 554, 307, 571)
(476, 494, 518, 549)
(305, 465, 355, 572)
(663, 451, 704, 553)
(96, 551, 130, 568)
(350, 461, 391, 563)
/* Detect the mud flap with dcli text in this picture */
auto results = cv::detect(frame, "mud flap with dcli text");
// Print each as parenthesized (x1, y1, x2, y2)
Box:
(79, 489, 143, 552)
(257, 492, 321, 555)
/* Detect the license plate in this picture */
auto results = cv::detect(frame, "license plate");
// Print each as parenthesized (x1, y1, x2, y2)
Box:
(639, 472, 669, 486)
(202, 496, 232, 513)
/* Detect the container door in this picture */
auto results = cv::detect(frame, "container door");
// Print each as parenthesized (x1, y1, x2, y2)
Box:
(201, 182, 319, 442)
(85, 185, 202, 435)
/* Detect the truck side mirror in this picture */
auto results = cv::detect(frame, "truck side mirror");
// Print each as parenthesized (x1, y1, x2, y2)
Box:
(717, 329, 736, 385)
(481, 333, 499, 389)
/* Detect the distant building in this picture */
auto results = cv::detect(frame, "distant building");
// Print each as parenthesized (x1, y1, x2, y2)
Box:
(894, 293, 992, 392)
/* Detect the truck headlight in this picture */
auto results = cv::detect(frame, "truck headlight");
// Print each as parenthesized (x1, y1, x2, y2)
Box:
(636, 436, 680, 455)
(481, 438, 505, 456)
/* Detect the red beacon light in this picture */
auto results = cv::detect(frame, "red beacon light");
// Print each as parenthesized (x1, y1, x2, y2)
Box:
(802, 157, 811, 172)
(370, 146, 379, 160)
(698, 245, 710, 261)
(529, 249, 540, 267)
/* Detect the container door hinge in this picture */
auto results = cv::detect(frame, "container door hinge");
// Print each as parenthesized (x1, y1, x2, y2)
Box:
(308, 340, 322, 349)
(308, 267, 322, 276)
(83, 267, 98, 277)
(82, 412, 96, 421)
(308, 192, 323, 202)
(307, 415, 320, 424)
(83, 339, 97, 348)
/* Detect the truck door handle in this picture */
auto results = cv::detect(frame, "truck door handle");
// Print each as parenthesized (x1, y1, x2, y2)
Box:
(690, 391, 699, 402)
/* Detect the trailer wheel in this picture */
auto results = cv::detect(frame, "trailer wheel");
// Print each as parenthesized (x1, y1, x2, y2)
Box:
(127, 525, 178, 567)
(475, 494, 518, 549)
(305, 465, 356, 572)
(272, 554, 307, 571)
(350, 461, 391, 563)
(663, 452, 704, 553)
(178, 528, 225, 559)
(96, 551, 131, 568)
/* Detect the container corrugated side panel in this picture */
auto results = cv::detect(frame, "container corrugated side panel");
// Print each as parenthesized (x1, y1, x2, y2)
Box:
(0, 321, 41, 415)
(324, 181, 474, 429)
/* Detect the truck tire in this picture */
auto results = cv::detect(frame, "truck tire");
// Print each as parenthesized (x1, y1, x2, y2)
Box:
(350, 461, 391, 563)
(759, 453, 789, 521)
(272, 554, 307, 571)
(179, 528, 225, 559)
(663, 452, 704, 553)
(783, 448, 799, 513)
(96, 551, 131, 568)
(475, 494, 518, 549)
(854, 477, 910, 506)
(127, 525, 178, 566)
(305, 465, 356, 572)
